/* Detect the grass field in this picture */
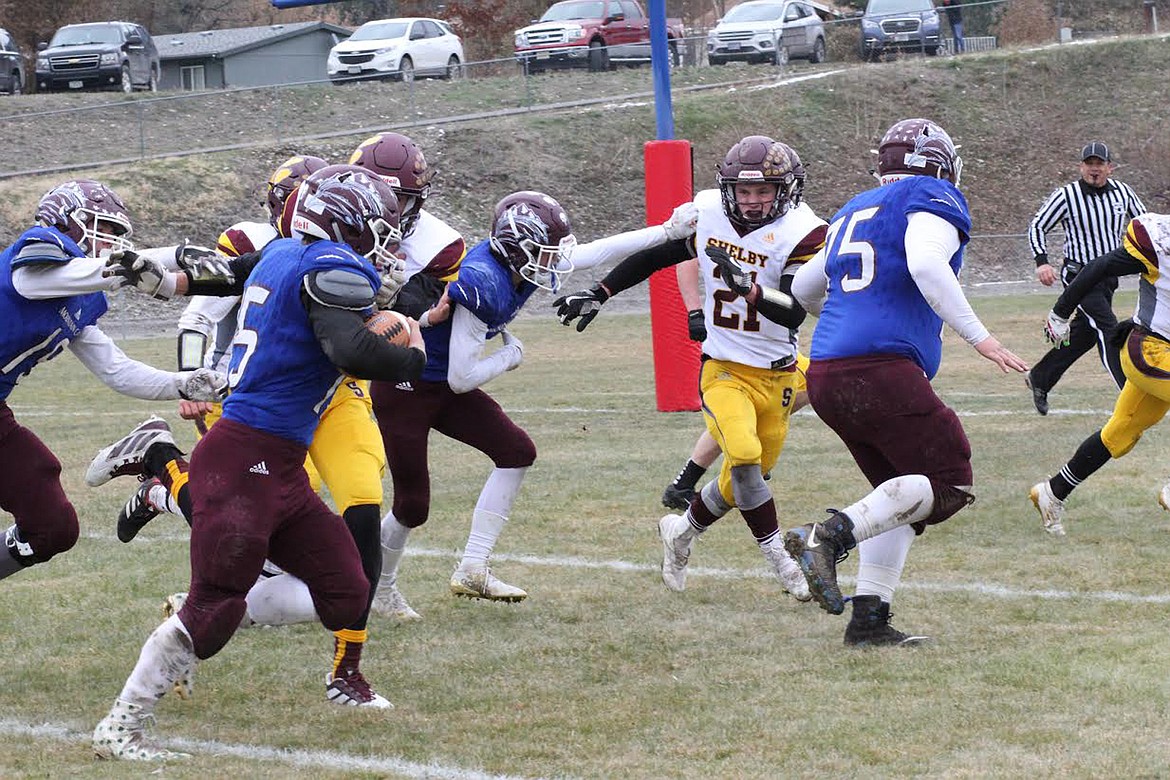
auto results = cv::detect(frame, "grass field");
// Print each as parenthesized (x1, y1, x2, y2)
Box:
(3, 292, 1170, 778)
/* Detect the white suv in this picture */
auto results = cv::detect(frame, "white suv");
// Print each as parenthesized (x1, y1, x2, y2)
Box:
(328, 17, 464, 83)
(707, 0, 826, 66)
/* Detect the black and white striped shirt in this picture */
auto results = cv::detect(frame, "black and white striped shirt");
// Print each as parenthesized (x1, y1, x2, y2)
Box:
(1028, 179, 1146, 264)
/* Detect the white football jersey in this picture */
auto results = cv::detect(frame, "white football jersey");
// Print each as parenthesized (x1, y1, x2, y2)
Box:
(1126, 213, 1170, 338)
(401, 208, 463, 279)
(694, 189, 826, 369)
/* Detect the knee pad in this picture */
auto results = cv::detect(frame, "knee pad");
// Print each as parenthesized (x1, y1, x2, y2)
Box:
(494, 431, 536, 469)
(185, 595, 248, 660)
(392, 492, 430, 528)
(921, 481, 975, 527)
(729, 464, 771, 511)
(698, 480, 733, 518)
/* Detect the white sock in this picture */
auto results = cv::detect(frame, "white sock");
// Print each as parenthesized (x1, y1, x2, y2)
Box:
(459, 467, 526, 568)
(244, 573, 319, 626)
(844, 475, 935, 543)
(379, 510, 412, 587)
(150, 482, 182, 516)
(117, 615, 196, 711)
(854, 524, 915, 604)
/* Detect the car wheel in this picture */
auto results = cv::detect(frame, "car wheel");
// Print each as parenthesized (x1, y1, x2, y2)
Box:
(398, 56, 414, 83)
(120, 65, 132, 93)
(926, 45, 939, 56)
(810, 36, 826, 64)
(8, 71, 20, 95)
(588, 40, 608, 72)
(444, 55, 462, 80)
(148, 68, 158, 92)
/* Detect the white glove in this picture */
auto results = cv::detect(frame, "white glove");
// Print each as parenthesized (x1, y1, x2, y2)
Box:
(102, 250, 178, 300)
(175, 368, 228, 401)
(375, 256, 408, 309)
(177, 241, 235, 285)
(500, 329, 524, 370)
(662, 201, 699, 241)
(1044, 310, 1071, 346)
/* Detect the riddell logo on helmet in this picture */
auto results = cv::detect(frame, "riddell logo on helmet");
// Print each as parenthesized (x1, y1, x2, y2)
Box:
(382, 175, 402, 188)
(737, 170, 765, 181)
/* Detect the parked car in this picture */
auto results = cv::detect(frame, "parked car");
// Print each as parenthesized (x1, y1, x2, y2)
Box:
(707, 0, 826, 66)
(327, 17, 464, 83)
(514, 0, 685, 74)
(35, 22, 159, 93)
(0, 28, 27, 95)
(859, 0, 942, 59)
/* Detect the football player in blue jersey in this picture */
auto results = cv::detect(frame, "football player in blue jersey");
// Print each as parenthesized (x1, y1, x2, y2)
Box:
(781, 118, 1027, 645)
(91, 166, 426, 761)
(0, 179, 226, 584)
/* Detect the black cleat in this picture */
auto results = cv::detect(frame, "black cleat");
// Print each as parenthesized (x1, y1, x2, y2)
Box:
(116, 477, 163, 543)
(661, 483, 695, 512)
(783, 511, 857, 615)
(844, 595, 930, 647)
(1025, 372, 1049, 416)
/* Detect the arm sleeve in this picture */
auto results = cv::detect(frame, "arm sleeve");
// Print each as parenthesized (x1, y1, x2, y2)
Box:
(675, 257, 703, 311)
(68, 326, 186, 399)
(905, 212, 989, 346)
(393, 272, 446, 319)
(791, 248, 828, 315)
(306, 297, 425, 382)
(446, 305, 522, 394)
(1052, 246, 1145, 319)
(571, 225, 673, 272)
(598, 238, 694, 296)
(752, 274, 806, 328)
(12, 256, 120, 298)
(1126, 185, 1147, 219)
(1028, 188, 1066, 263)
(185, 251, 260, 296)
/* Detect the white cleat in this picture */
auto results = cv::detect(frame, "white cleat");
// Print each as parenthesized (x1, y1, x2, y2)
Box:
(1160, 483, 1170, 512)
(449, 564, 527, 602)
(93, 700, 189, 761)
(1030, 481, 1066, 536)
(658, 513, 693, 593)
(371, 580, 421, 621)
(86, 416, 175, 487)
(325, 671, 394, 708)
(762, 541, 812, 601)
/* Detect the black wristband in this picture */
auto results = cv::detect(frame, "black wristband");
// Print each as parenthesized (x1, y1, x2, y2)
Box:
(1034, 253, 1049, 268)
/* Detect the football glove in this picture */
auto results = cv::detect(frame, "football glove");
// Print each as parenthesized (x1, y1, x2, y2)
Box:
(705, 245, 755, 298)
(1044, 310, 1071, 346)
(553, 283, 610, 332)
(102, 250, 177, 300)
(662, 201, 699, 241)
(687, 309, 707, 342)
(375, 256, 409, 310)
(176, 240, 235, 285)
(175, 368, 228, 402)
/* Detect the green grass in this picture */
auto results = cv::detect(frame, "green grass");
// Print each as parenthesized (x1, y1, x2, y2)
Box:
(3, 291, 1170, 777)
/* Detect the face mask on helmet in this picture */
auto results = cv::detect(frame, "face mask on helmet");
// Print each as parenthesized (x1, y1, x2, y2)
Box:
(489, 192, 576, 292)
(265, 155, 329, 229)
(289, 164, 403, 272)
(874, 119, 963, 187)
(348, 132, 433, 238)
(717, 136, 805, 231)
(36, 180, 134, 258)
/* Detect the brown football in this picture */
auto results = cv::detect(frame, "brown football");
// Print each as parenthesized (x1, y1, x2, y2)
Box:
(364, 310, 411, 348)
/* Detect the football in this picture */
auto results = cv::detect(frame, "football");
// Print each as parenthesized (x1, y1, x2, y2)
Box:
(364, 310, 411, 348)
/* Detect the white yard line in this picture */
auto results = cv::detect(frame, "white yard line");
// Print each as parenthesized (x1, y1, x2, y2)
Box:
(0, 719, 542, 779)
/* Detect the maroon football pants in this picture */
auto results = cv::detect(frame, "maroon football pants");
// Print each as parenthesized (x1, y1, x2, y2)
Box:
(0, 402, 77, 564)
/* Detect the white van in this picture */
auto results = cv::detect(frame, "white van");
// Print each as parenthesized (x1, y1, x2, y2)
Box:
(707, 0, 826, 66)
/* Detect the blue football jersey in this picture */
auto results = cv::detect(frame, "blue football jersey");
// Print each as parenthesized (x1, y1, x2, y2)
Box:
(810, 177, 971, 379)
(222, 238, 380, 445)
(420, 240, 535, 383)
(0, 227, 108, 401)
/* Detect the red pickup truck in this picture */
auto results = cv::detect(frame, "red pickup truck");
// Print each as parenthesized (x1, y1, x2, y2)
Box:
(514, 0, 685, 73)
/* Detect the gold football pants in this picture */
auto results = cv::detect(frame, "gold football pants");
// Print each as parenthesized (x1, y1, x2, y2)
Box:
(1101, 334, 1170, 457)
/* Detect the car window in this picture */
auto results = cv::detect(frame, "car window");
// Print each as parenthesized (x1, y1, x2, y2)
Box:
(0, 31, 12, 51)
(784, 3, 807, 21)
(607, 1, 624, 18)
(437, 21, 457, 38)
(540, 1, 606, 22)
(425, 21, 444, 38)
(50, 25, 123, 47)
(865, 0, 933, 14)
(349, 21, 408, 42)
(722, 3, 785, 23)
(620, 1, 643, 20)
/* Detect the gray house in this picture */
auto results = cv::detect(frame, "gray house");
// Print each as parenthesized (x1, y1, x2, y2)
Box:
(159, 21, 351, 90)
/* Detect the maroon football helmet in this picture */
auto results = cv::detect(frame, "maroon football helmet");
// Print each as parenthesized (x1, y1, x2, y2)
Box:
(265, 155, 329, 228)
(348, 132, 433, 238)
(288, 164, 402, 272)
(489, 191, 575, 291)
(717, 136, 805, 230)
(875, 118, 962, 185)
(35, 179, 133, 258)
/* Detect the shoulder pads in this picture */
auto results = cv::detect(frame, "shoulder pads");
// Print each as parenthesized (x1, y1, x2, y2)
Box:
(303, 268, 377, 311)
(13, 240, 74, 269)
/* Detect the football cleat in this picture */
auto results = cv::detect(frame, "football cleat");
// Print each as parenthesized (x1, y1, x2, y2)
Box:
(449, 564, 527, 602)
(1029, 481, 1066, 536)
(116, 477, 166, 543)
(843, 596, 929, 648)
(86, 416, 174, 487)
(370, 579, 421, 621)
(93, 700, 189, 761)
(161, 593, 196, 699)
(783, 519, 852, 615)
(325, 670, 393, 708)
(1159, 483, 1170, 512)
(761, 541, 812, 601)
(661, 483, 695, 512)
(657, 513, 694, 592)
(1024, 372, 1049, 416)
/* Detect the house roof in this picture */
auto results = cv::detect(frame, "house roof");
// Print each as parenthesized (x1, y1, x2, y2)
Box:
(159, 21, 351, 61)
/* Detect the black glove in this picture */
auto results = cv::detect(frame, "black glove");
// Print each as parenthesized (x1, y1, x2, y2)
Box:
(705, 245, 755, 298)
(687, 309, 707, 342)
(102, 250, 177, 300)
(176, 240, 235, 285)
(552, 283, 610, 332)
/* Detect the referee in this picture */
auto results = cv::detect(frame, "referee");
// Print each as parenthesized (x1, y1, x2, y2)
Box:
(1025, 141, 1146, 415)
